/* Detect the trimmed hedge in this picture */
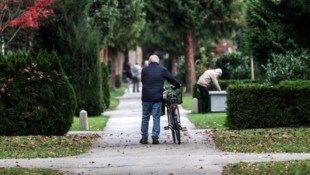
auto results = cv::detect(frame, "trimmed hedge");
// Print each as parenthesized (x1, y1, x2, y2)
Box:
(0, 51, 76, 135)
(226, 80, 310, 129)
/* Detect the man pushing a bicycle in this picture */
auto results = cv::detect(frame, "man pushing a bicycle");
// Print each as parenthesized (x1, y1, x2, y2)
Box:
(140, 54, 181, 144)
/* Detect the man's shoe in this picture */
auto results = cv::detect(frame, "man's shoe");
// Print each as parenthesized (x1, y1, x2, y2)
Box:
(140, 138, 148, 144)
(152, 136, 159, 144)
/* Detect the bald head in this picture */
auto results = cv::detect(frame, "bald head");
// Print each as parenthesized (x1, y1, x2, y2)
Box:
(149, 55, 160, 63)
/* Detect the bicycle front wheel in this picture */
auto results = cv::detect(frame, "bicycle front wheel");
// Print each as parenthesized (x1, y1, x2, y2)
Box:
(173, 108, 181, 144)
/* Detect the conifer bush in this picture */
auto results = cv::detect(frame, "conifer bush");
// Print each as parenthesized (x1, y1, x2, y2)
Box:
(0, 51, 76, 136)
(101, 63, 110, 110)
(33, 0, 104, 116)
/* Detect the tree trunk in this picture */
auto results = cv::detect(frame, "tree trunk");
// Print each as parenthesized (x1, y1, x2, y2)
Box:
(183, 31, 196, 93)
(100, 48, 109, 65)
(110, 51, 125, 91)
(170, 51, 178, 75)
(109, 49, 117, 91)
(116, 51, 125, 81)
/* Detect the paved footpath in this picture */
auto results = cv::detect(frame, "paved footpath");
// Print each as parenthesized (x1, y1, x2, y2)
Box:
(0, 88, 310, 175)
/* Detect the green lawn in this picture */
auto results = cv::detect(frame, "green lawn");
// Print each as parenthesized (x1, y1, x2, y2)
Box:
(109, 85, 126, 110)
(70, 116, 108, 131)
(187, 113, 227, 129)
(213, 128, 310, 153)
(223, 160, 310, 175)
(0, 168, 62, 175)
(181, 92, 192, 110)
(182, 93, 227, 129)
(69, 85, 125, 132)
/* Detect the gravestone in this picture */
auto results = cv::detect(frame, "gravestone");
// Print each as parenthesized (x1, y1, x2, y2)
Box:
(209, 91, 227, 112)
(192, 98, 198, 113)
(79, 110, 89, 130)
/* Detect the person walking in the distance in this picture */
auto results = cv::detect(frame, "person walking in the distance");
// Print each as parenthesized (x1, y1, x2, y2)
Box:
(197, 64, 222, 113)
(131, 62, 141, 92)
(140, 54, 181, 144)
(125, 63, 133, 92)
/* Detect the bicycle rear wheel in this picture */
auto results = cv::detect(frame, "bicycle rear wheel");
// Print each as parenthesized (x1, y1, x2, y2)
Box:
(168, 108, 176, 143)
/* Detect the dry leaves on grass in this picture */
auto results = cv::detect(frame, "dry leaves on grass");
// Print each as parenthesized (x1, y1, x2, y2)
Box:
(223, 160, 310, 175)
(212, 128, 310, 153)
(0, 134, 100, 159)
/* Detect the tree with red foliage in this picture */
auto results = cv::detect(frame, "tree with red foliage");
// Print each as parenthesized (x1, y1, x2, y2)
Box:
(9, 0, 53, 28)
(0, 0, 54, 52)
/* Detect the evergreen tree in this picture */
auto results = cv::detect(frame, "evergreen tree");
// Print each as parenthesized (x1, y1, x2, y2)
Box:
(243, 0, 285, 67)
(101, 63, 110, 110)
(34, 0, 104, 116)
(243, 0, 310, 70)
(268, 0, 310, 49)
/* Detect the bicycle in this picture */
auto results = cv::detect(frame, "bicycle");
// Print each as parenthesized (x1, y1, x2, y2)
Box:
(163, 85, 187, 144)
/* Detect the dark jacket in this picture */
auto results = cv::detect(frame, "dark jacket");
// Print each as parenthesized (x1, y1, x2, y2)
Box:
(126, 67, 132, 79)
(141, 62, 181, 102)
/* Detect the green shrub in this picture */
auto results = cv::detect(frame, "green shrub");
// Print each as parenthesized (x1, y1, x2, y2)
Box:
(0, 51, 76, 135)
(215, 52, 250, 80)
(264, 50, 310, 84)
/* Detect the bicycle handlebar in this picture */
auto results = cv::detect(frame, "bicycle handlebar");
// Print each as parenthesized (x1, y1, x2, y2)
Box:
(163, 84, 183, 104)
(164, 84, 182, 91)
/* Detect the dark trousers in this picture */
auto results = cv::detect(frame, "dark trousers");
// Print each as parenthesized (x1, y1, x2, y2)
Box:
(132, 76, 140, 92)
(198, 85, 210, 113)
